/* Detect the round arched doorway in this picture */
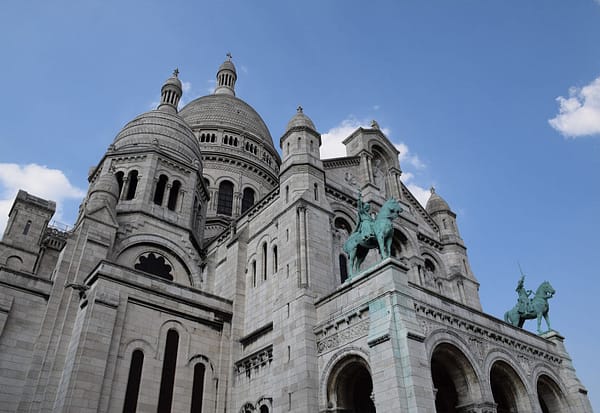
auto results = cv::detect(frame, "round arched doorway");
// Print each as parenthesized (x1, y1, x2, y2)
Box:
(537, 374, 567, 413)
(430, 343, 482, 412)
(490, 360, 531, 413)
(327, 355, 376, 413)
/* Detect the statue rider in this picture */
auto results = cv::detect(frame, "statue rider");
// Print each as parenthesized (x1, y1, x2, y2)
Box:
(516, 275, 532, 315)
(355, 192, 374, 241)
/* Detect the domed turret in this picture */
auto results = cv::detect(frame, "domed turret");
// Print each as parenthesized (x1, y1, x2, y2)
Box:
(157, 69, 183, 114)
(280, 106, 322, 172)
(425, 187, 451, 215)
(112, 110, 201, 165)
(86, 173, 120, 213)
(426, 187, 461, 240)
(214, 53, 237, 96)
(286, 106, 317, 131)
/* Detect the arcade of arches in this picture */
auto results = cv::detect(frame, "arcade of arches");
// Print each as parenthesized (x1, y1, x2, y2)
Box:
(430, 343, 568, 413)
(321, 343, 570, 413)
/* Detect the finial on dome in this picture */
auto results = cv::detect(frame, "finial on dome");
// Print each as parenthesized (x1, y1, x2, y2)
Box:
(297, 105, 303, 113)
(215, 54, 237, 96)
(430, 186, 436, 194)
(158, 69, 183, 114)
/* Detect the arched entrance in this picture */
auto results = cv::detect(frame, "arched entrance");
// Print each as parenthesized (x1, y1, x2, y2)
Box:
(537, 374, 567, 413)
(327, 355, 376, 413)
(490, 360, 531, 413)
(430, 343, 481, 412)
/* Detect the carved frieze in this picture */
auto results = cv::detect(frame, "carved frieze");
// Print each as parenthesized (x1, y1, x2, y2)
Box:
(414, 302, 563, 366)
(315, 307, 370, 354)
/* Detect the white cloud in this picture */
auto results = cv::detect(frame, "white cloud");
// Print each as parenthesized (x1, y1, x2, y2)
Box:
(395, 143, 426, 170)
(0, 164, 85, 233)
(548, 76, 600, 137)
(320, 117, 366, 159)
(400, 172, 432, 208)
(320, 117, 432, 207)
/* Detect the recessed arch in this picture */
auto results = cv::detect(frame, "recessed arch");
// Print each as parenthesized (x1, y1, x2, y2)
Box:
(537, 374, 569, 413)
(390, 228, 409, 259)
(430, 342, 483, 412)
(334, 216, 353, 235)
(490, 360, 532, 413)
(217, 180, 234, 216)
(241, 187, 256, 214)
(326, 354, 375, 413)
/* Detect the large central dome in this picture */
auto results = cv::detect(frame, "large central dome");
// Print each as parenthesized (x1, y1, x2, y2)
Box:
(179, 94, 275, 150)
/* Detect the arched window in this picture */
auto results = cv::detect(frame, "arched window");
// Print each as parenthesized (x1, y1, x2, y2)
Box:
(123, 350, 144, 413)
(252, 260, 257, 287)
(260, 406, 269, 413)
(241, 188, 255, 213)
(167, 180, 181, 211)
(272, 246, 278, 273)
(217, 181, 234, 216)
(334, 217, 352, 235)
(314, 183, 318, 200)
(424, 258, 436, 273)
(158, 329, 179, 412)
(339, 254, 348, 283)
(115, 171, 124, 198)
(23, 220, 31, 235)
(190, 363, 205, 413)
(134, 252, 173, 280)
(285, 186, 289, 203)
(154, 175, 168, 205)
(262, 242, 268, 280)
(126, 170, 138, 200)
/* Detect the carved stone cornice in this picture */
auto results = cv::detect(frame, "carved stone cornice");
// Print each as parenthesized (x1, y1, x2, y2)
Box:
(418, 232, 443, 251)
(234, 345, 273, 379)
(315, 305, 369, 354)
(414, 302, 563, 366)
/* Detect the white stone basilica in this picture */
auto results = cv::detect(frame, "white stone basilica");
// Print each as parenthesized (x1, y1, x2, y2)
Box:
(0, 56, 592, 412)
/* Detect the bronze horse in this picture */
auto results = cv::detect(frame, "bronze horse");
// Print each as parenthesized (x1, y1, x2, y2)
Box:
(504, 280, 555, 334)
(343, 198, 403, 278)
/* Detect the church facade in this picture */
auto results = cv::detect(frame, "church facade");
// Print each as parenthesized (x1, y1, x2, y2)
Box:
(0, 57, 592, 413)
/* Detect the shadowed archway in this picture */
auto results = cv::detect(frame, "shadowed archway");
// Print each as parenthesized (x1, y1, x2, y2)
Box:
(537, 374, 568, 413)
(431, 343, 482, 413)
(327, 355, 376, 413)
(490, 360, 531, 413)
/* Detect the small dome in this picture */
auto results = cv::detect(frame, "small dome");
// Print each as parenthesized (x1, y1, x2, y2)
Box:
(86, 173, 119, 212)
(92, 173, 120, 198)
(425, 187, 451, 215)
(163, 70, 182, 89)
(112, 110, 202, 165)
(286, 106, 316, 131)
(218, 59, 236, 74)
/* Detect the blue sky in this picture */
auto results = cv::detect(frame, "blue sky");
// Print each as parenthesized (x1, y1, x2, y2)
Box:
(1, 0, 599, 409)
